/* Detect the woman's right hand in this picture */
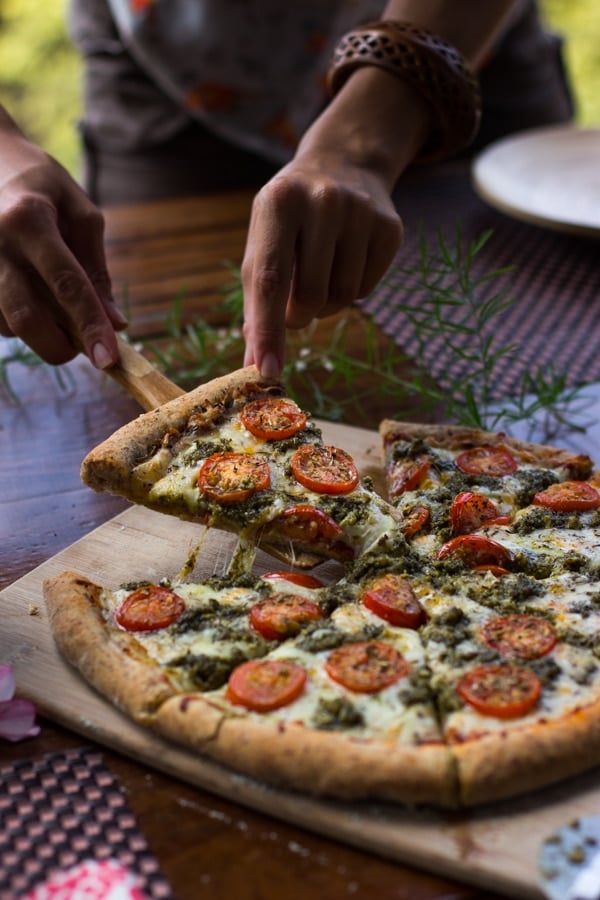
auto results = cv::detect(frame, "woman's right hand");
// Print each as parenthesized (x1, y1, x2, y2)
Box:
(0, 113, 127, 367)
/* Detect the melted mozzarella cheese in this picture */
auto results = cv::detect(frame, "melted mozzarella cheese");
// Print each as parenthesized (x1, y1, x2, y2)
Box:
(104, 579, 443, 745)
(246, 600, 443, 744)
(483, 521, 600, 570)
(445, 647, 600, 741)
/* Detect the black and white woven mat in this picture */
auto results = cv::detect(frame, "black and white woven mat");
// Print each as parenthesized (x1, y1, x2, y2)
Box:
(360, 164, 600, 401)
(0, 747, 173, 899)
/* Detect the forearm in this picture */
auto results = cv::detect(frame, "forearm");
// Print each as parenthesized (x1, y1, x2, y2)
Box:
(381, 0, 519, 66)
(0, 103, 127, 368)
(0, 105, 50, 186)
(296, 0, 519, 188)
(0, 103, 33, 144)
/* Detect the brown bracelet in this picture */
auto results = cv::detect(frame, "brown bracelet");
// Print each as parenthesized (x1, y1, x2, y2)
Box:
(326, 20, 481, 163)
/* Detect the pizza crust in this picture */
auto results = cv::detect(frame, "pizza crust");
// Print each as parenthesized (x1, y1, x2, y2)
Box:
(43, 572, 179, 723)
(379, 420, 594, 478)
(453, 701, 600, 806)
(42, 570, 600, 810)
(43, 572, 458, 806)
(81, 365, 283, 501)
(153, 694, 459, 806)
(81, 366, 284, 503)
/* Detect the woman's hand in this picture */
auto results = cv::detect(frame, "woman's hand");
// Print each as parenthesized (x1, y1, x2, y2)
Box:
(241, 149, 403, 377)
(0, 117, 127, 367)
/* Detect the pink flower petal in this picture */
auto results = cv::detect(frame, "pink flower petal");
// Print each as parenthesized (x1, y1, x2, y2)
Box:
(25, 858, 148, 899)
(0, 664, 16, 702)
(0, 698, 40, 742)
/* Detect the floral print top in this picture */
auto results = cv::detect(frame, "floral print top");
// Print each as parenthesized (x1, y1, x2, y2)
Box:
(104, 0, 386, 162)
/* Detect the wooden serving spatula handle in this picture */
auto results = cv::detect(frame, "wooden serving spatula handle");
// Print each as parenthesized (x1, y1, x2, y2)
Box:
(106, 333, 185, 410)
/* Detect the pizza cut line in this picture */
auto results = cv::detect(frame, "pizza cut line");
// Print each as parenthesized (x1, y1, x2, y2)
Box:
(42, 367, 600, 809)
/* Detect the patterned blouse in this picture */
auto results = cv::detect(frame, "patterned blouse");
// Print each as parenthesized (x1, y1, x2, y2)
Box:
(69, 0, 563, 164)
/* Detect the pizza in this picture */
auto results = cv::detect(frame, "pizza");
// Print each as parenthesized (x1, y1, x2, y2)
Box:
(80, 367, 398, 569)
(42, 371, 600, 809)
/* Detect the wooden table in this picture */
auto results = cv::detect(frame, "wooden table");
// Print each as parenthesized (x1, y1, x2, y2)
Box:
(2, 171, 598, 900)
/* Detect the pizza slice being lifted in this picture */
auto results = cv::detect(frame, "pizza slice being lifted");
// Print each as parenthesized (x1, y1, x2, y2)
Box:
(81, 367, 400, 569)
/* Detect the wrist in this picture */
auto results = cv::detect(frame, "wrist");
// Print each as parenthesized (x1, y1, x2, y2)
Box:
(300, 66, 432, 188)
(326, 20, 481, 166)
(0, 107, 25, 138)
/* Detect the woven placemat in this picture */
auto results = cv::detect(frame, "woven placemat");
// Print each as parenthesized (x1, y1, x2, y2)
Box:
(0, 747, 173, 899)
(360, 164, 600, 401)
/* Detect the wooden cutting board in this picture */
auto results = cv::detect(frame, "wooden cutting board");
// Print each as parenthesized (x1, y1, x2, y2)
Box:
(2, 419, 600, 900)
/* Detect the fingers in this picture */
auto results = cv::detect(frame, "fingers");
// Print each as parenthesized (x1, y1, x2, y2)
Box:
(64, 201, 128, 333)
(242, 180, 299, 375)
(289, 190, 402, 324)
(242, 172, 404, 376)
(358, 211, 404, 298)
(284, 182, 352, 329)
(0, 266, 77, 365)
(1, 194, 125, 368)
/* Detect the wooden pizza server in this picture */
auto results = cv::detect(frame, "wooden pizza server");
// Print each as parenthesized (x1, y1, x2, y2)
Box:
(106, 333, 186, 410)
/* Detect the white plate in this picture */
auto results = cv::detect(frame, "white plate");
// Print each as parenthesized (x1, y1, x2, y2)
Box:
(471, 125, 600, 238)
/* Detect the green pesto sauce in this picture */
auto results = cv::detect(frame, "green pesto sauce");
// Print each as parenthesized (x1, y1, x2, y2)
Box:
(431, 676, 464, 715)
(398, 666, 435, 706)
(295, 621, 347, 653)
(511, 469, 560, 506)
(515, 507, 583, 535)
(271, 422, 322, 453)
(421, 606, 472, 648)
(205, 572, 266, 592)
(312, 696, 365, 730)
(463, 573, 546, 611)
(390, 438, 430, 461)
(119, 579, 153, 592)
(436, 471, 506, 497)
(561, 590, 600, 619)
(529, 656, 563, 687)
(205, 489, 276, 528)
(343, 538, 422, 586)
(182, 438, 235, 465)
(319, 583, 356, 615)
(171, 601, 266, 644)
(311, 494, 370, 527)
(426, 506, 452, 541)
(559, 626, 600, 656)
(391, 441, 454, 477)
(168, 644, 267, 691)
(296, 619, 383, 653)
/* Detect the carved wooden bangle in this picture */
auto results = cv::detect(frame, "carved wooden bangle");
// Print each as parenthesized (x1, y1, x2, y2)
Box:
(326, 20, 481, 163)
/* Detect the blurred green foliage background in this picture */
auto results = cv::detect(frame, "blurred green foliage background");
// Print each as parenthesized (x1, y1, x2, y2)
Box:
(0, 0, 599, 179)
(0, 0, 82, 173)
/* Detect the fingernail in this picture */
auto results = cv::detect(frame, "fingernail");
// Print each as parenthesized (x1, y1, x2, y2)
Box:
(112, 306, 129, 327)
(259, 352, 281, 378)
(91, 341, 113, 370)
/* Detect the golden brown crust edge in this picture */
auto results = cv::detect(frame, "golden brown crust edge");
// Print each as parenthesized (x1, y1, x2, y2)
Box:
(43, 572, 179, 723)
(80, 365, 283, 499)
(43, 575, 458, 806)
(153, 694, 459, 807)
(45, 574, 600, 809)
(379, 419, 594, 478)
(454, 701, 600, 806)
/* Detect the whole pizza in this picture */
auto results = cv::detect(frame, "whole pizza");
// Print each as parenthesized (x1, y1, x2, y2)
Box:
(43, 367, 600, 808)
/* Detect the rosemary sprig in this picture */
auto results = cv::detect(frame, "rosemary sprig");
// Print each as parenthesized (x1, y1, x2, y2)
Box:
(0, 338, 74, 403)
(1, 228, 590, 441)
(375, 226, 588, 435)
